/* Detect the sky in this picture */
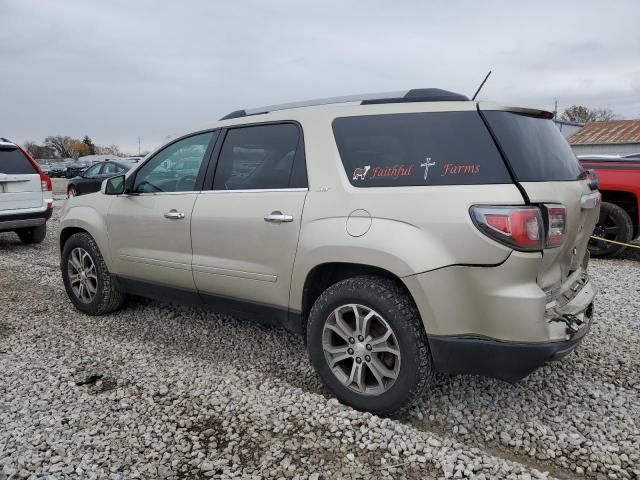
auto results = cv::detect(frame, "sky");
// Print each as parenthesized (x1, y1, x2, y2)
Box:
(1, 0, 639, 154)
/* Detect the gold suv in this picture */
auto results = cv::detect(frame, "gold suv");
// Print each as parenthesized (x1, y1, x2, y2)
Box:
(59, 89, 599, 414)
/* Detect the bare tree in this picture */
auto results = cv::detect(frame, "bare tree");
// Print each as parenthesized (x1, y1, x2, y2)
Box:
(560, 105, 616, 123)
(23, 141, 55, 159)
(95, 144, 122, 156)
(44, 135, 73, 158)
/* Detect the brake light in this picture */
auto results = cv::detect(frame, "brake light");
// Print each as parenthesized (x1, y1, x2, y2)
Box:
(40, 173, 52, 192)
(471, 206, 544, 251)
(545, 205, 566, 248)
(16, 144, 52, 192)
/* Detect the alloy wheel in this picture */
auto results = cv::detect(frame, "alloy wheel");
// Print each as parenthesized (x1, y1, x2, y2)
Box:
(322, 304, 401, 395)
(67, 247, 98, 304)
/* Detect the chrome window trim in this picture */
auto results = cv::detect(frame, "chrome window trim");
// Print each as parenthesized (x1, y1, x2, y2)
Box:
(200, 188, 309, 194)
(124, 187, 309, 197)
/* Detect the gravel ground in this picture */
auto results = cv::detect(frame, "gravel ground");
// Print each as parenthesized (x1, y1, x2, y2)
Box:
(0, 205, 639, 480)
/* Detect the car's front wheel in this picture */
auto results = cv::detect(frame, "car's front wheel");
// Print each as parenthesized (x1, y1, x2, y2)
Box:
(61, 232, 125, 315)
(307, 275, 433, 416)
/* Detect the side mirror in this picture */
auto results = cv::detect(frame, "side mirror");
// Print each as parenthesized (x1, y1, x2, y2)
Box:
(103, 175, 125, 195)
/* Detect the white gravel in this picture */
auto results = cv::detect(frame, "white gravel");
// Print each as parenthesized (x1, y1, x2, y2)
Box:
(0, 206, 638, 479)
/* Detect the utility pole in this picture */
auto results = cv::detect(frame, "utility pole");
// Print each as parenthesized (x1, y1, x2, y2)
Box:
(554, 99, 558, 119)
(138, 137, 141, 156)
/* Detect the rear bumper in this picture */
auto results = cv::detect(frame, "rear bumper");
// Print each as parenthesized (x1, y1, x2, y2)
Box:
(402, 251, 597, 381)
(0, 208, 52, 232)
(428, 303, 593, 382)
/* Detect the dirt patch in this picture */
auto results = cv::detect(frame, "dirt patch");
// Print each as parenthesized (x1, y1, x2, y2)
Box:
(0, 321, 14, 340)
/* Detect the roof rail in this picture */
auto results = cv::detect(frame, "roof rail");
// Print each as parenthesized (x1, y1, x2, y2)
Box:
(219, 88, 469, 120)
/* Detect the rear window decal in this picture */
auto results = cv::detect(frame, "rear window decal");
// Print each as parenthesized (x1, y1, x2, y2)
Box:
(441, 164, 480, 176)
(352, 165, 370, 180)
(333, 112, 511, 187)
(420, 158, 436, 181)
(370, 165, 413, 180)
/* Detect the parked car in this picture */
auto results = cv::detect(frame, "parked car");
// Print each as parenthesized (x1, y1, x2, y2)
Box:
(48, 162, 68, 178)
(39, 163, 52, 175)
(1, 138, 53, 243)
(578, 155, 640, 257)
(66, 161, 130, 197)
(58, 89, 599, 414)
(65, 161, 91, 178)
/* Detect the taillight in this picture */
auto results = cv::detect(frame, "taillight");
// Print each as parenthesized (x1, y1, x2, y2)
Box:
(545, 205, 566, 248)
(471, 206, 544, 251)
(16, 143, 52, 192)
(40, 173, 52, 192)
(471, 205, 568, 250)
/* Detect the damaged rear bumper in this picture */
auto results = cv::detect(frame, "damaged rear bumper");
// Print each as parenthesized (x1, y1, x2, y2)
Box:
(428, 302, 593, 382)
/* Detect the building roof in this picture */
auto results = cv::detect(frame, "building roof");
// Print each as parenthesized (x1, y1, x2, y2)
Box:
(568, 120, 640, 145)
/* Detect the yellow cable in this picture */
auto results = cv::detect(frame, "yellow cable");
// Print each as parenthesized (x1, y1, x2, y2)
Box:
(590, 236, 640, 249)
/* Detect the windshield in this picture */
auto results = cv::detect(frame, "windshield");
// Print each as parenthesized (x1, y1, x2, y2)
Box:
(483, 111, 583, 182)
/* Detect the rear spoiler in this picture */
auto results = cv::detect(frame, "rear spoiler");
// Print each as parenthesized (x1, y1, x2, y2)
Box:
(477, 102, 554, 119)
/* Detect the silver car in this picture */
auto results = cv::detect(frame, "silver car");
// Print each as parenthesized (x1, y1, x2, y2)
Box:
(58, 89, 599, 414)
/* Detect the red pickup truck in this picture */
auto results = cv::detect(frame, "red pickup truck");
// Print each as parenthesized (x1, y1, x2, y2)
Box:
(579, 154, 640, 257)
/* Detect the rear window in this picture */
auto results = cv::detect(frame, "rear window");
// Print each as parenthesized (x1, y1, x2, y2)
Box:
(0, 147, 36, 175)
(332, 111, 511, 187)
(483, 111, 583, 182)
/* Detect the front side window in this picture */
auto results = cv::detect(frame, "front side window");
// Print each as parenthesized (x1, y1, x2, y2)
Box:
(332, 112, 511, 187)
(213, 124, 301, 190)
(83, 164, 102, 177)
(134, 132, 214, 193)
(101, 162, 121, 175)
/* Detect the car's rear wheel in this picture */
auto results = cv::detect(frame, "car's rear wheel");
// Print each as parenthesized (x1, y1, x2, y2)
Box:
(307, 275, 433, 416)
(16, 224, 47, 244)
(588, 202, 633, 258)
(67, 186, 77, 198)
(61, 232, 125, 315)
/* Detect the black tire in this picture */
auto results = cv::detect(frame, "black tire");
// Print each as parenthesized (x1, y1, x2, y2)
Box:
(61, 232, 126, 315)
(16, 224, 47, 244)
(306, 275, 433, 416)
(589, 202, 634, 258)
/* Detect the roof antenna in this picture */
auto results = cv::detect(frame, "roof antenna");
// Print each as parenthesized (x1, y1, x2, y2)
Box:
(471, 70, 492, 101)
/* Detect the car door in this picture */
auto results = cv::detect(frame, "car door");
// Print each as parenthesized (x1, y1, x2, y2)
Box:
(107, 131, 217, 296)
(76, 163, 103, 195)
(191, 123, 308, 321)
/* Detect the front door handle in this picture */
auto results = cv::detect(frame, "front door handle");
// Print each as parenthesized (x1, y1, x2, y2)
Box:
(264, 211, 294, 223)
(164, 209, 185, 220)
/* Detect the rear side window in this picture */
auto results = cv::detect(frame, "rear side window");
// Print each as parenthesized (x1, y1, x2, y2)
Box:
(332, 112, 510, 187)
(213, 123, 303, 190)
(0, 147, 36, 175)
(483, 111, 583, 182)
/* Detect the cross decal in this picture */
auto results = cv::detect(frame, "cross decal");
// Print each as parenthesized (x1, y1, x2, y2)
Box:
(420, 158, 436, 181)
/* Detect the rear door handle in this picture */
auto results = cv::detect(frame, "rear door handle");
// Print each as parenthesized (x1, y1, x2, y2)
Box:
(264, 211, 293, 223)
(164, 210, 185, 220)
